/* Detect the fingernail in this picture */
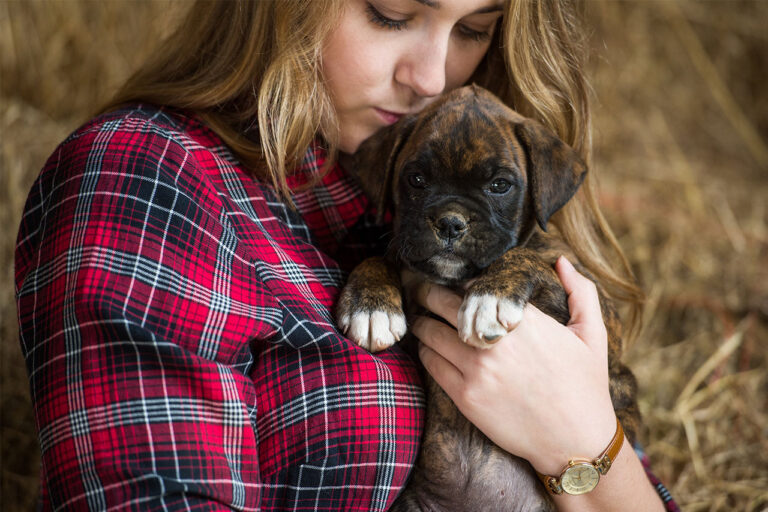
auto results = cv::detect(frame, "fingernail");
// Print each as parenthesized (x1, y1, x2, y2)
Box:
(559, 255, 575, 271)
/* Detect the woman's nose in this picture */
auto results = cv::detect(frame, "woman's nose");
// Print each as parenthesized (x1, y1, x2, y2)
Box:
(394, 37, 448, 98)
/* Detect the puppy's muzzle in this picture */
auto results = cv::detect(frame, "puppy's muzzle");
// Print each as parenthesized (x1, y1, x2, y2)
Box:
(431, 213, 468, 242)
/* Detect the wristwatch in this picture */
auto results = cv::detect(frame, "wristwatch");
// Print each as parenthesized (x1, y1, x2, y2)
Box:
(536, 417, 624, 496)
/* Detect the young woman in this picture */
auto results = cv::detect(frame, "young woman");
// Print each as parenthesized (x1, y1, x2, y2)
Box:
(15, 0, 677, 510)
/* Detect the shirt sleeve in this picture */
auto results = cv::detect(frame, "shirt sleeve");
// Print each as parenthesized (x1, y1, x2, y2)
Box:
(635, 445, 680, 512)
(15, 112, 279, 510)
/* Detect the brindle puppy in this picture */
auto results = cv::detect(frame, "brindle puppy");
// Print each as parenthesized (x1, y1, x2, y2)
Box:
(336, 85, 640, 511)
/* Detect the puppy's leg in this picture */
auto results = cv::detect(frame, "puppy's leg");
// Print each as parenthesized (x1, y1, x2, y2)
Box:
(604, 306, 642, 444)
(458, 248, 568, 348)
(336, 256, 407, 352)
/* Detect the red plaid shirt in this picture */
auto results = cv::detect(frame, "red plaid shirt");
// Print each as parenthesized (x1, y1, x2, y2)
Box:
(16, 105, 678, 511)
(15, 105, 424, 511)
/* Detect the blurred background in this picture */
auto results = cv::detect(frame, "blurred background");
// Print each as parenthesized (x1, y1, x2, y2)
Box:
(1, 1, 766, 510)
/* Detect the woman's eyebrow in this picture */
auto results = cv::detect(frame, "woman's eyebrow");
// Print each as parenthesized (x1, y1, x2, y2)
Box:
(411, 0, 504, 15)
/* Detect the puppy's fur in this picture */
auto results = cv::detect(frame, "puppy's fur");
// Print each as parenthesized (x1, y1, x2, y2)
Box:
(336, 85, 640, 511)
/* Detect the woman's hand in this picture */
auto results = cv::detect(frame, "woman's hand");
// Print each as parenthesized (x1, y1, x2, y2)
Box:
(413, 256, 617, 475)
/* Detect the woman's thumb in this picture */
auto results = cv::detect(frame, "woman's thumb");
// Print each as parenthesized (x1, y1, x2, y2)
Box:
(555, 256, 607, 350)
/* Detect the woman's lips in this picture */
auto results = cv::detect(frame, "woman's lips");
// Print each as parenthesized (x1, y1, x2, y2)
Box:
(375, 108, 404, 125)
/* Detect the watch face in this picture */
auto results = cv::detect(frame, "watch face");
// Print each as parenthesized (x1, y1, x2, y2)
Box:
(561, 463, 600, 495)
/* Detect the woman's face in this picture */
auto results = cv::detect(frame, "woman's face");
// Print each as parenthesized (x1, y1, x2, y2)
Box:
(322, 0, 503, 154)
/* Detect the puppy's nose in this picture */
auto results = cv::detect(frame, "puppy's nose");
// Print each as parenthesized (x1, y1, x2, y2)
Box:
(434, 214, 467, 241)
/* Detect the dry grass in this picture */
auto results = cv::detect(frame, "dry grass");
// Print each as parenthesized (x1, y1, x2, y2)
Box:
(1, 1, 767, 511)
(587, 2, 768, 510)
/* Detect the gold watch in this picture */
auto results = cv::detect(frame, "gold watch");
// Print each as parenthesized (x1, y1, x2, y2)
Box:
(536, 418, 624, 496)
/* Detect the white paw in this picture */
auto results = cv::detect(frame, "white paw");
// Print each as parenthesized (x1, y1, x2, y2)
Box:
(458, 294, 524, 348)
(339, 310, 407, 352)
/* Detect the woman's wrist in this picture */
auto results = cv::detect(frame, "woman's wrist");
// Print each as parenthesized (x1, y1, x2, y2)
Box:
(550, 438, 666, 512)
(527, 404, 618, 476)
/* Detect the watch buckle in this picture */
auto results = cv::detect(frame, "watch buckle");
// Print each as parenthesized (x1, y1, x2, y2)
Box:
(545, 476, 564, 495)
(595, 455, 613, 475)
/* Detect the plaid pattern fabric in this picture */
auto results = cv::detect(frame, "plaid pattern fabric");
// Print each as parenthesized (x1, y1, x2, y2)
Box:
(16, 104, 677, 511)
(15, 105, 423, 511)
(636, 446, 680, 511)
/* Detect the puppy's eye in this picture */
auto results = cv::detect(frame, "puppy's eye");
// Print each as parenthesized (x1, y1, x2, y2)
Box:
(407, 172, 427, 189)
(488, 178, 512, 194)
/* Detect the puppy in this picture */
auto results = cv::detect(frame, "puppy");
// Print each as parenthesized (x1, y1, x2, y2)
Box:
(336, 85, 640, 511)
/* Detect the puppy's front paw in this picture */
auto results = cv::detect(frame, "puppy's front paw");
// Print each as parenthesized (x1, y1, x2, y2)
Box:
(458, 293, 524, 348)
(335, 256, 407, 352)
(338, 308, 407, 352)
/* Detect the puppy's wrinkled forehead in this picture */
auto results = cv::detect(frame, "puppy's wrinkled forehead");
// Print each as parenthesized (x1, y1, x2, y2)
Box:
(401, 86, 527, 176)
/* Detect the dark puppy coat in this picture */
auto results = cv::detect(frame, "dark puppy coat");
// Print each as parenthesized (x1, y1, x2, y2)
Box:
(336, 85, 640, 511)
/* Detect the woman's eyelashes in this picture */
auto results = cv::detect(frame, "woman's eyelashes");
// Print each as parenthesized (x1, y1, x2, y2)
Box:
(457, 24, 492, 42)
(365, 2, 408, 30)
(365, 2, 494, 42)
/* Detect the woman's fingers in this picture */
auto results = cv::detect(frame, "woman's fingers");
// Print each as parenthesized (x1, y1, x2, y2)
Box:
(413, 282, 462, 328)
(411, 315, 469, 369)
(417, 339, 464, 397)
(412, 315, 471, 399)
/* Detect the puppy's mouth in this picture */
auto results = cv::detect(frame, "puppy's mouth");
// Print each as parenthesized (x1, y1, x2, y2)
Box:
(403, 250, 477, 285)
(427, 253, 466, 281)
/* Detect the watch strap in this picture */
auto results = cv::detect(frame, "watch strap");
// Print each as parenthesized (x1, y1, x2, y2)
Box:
(536, 417, 624, 495)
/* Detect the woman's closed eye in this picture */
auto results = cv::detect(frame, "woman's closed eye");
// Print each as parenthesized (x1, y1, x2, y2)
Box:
(456, 23, 493, 42)
(365, 1, 495, 43)
(366, 2, 409, 30)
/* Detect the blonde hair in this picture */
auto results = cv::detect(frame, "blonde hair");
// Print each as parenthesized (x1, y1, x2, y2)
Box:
(104, 0, 643, 332)
(475, 0, 643, 333)
(105, 0, 344, 199)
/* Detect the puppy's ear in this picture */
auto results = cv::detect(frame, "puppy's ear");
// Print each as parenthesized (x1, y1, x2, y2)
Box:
(515, 120, 587, 231)
(347, 115, 417, 224)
